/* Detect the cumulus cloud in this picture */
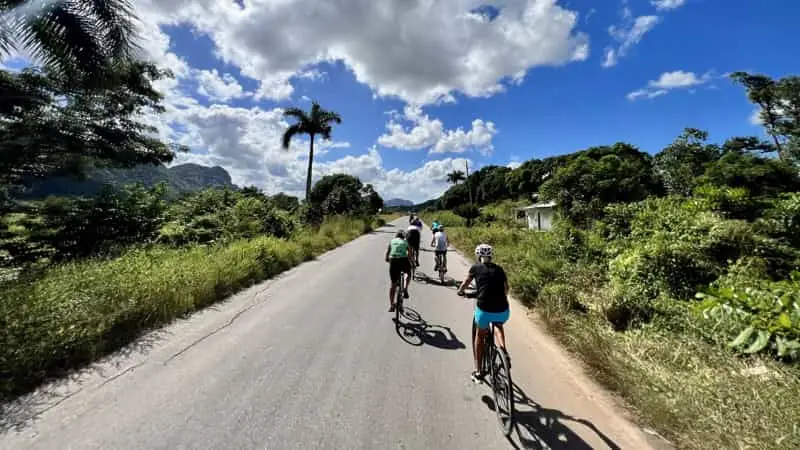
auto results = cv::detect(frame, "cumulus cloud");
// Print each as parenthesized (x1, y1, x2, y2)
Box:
(651, 0, 687, 11)
(627, 70, 713, 100)
(377, 105, 497, 155)
(194, 69, 250, 102)
(132, 0, 589, 105)
(603, 13, 660, 68)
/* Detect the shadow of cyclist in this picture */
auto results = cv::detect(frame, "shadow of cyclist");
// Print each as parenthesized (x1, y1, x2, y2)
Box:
(481, 382, 621, 449)
(393, 306, 466, 350)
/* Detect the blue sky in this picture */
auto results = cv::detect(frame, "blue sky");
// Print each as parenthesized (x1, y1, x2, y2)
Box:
(3, 0, 798, 202)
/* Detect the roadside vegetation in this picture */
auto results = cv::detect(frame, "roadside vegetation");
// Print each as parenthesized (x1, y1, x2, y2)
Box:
(0, 3, 383, 400)
(422, 73, 800, 449)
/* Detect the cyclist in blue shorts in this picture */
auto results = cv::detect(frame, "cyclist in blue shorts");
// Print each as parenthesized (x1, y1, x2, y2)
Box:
(457, 244, 509, 382)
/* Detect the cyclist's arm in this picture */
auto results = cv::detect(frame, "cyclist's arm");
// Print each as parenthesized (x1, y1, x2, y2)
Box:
(457, 274, 474, 294)
(385, 244, 391, 262)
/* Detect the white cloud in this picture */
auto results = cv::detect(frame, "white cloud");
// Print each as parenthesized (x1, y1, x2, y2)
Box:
(194, 69, 249, 102)
(651, 0, 687, 11)
(627, 70, 712, 101)
(377, 105, 497, 155)
(603, 14, 660, 68)
(133, 0, 589, 105)
(432, 119, 497, 155)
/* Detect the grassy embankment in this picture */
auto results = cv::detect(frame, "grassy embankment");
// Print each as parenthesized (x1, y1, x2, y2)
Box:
(421, 205, 800, 450)
(0, 216, 375, 400)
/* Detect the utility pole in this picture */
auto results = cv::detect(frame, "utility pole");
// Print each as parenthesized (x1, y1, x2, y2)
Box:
(465, 160, 473, 204)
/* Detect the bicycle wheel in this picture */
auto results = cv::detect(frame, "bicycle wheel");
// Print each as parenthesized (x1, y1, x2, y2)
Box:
(490, 335, 515, 436)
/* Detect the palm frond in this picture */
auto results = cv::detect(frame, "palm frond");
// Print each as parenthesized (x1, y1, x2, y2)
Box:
(319, 110, 342, 125)
(283, 107, 308, 123)
(281, 123, 304, 149)
(83, 0, 141, 61)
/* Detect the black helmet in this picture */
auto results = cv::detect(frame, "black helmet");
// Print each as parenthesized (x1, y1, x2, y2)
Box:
(396, 230, 406, 239)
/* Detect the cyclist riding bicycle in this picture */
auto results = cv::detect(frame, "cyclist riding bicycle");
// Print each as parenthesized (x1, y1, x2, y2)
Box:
(385, 230, 412, 312)
(457, 244, 510, 383)
(431, 219, 440, 233)
(430, 225, 448, 272)
(405, 223, 421, 267)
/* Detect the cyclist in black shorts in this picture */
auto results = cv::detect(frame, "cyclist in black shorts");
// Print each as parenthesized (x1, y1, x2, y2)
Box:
(405, 224, 421, 267)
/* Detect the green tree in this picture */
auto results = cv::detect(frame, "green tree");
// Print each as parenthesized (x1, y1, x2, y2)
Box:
(360, 183, 384, 214)
(540, 143, 658, 225)
(474, 165, 511, 204)
(308, 174, 366, 216)
(270, 192, 300, 212)
(653, 128, 721, 196)
(0, 62, 180, 188)
(280, 101, 342, 202)
(731, 72, 800, 163)
(0, 0, 140, 80)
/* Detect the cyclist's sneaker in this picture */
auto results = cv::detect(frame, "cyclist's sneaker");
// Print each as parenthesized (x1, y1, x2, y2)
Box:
(470, 370, 485, 383)
(403, 289, 409, 299)
(389, 304, 396, 312)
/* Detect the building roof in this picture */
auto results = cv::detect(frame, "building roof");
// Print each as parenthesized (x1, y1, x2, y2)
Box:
(517, 201, 556, 210)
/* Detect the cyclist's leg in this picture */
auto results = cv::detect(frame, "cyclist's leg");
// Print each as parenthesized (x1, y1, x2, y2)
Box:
(402, 258, 411, 296)
(473, 307, 491, 377)
(491, 310, 511, 349)
(389, 260, 400, 310)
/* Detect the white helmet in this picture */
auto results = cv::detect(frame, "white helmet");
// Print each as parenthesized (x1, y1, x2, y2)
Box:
(475, 244, 493, 258)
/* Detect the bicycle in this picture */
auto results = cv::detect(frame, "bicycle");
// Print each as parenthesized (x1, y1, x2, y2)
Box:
(458, 290, 515, 436)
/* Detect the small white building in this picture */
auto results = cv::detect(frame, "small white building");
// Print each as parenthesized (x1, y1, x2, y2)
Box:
(517, 201, 556, 231)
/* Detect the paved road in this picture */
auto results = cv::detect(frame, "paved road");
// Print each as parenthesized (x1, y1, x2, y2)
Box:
(1, 218, 668, 450)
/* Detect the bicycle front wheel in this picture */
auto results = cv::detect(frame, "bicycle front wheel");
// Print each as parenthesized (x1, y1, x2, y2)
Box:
(491, 346, 515, 436)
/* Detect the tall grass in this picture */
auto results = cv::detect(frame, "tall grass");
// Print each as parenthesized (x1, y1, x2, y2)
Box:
(441, 222, 800, 450)
(0, 216, 372, 400)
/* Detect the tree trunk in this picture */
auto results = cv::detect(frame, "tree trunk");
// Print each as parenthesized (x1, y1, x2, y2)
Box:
(305, 134, 315, 202)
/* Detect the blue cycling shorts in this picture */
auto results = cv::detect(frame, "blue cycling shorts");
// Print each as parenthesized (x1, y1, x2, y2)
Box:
(474, 306, 510, 330)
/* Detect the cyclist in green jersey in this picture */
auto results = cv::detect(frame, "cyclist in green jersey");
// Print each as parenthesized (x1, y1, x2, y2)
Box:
(385, 230, 412, 312)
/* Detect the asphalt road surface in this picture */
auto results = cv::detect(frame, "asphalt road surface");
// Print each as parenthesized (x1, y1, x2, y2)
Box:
(1, 218, 670, 450)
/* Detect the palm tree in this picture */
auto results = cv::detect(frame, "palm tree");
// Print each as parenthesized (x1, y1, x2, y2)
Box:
(281, 101, 342, 202)
(446, 169, 466, 185)
(1, 0, 139, 80)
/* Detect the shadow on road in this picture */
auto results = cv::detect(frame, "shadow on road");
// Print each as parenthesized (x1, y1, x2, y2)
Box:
(393, 306, 466, 351)
(480, 382, 621, 450)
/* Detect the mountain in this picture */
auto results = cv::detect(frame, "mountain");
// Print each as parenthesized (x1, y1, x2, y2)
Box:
(19, 163, 236, 199)
(384, 198, 414, 207)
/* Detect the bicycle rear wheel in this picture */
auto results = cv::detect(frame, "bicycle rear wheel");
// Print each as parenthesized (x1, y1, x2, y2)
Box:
(490, 330, 514, 436)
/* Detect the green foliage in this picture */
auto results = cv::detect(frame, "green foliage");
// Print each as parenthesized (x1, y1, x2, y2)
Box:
(539, 143, 659, 225)
(653, 128, 721, 196)
(0, 184, 168, 267)
(307, 173, 382, 217)
(453, 203, 481, 227)
(157, 188, 296, 245)
(731, 72, 800, 164)
(0, 0, 140, 81)
(0, 216, 370, 399)
(700, 150, 800, 197)
(696, 271, 800, 360)
(0, 62, 182, 188)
